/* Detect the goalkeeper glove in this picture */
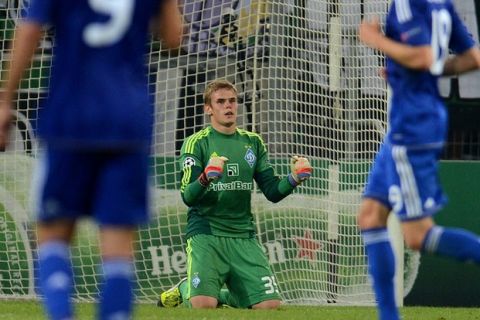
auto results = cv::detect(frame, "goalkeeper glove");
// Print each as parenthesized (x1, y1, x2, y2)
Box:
(199, 156, 229, 186)
(289, 156, 312, 186)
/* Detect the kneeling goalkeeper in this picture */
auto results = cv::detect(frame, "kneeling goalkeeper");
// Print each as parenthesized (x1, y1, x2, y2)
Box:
(158, 79, 312, 309)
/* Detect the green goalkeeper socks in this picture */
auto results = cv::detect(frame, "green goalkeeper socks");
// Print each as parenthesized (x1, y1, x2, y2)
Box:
(179, 281, 240, 308)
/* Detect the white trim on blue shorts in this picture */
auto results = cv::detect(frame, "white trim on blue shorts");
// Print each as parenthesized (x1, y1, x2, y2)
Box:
(392, 146, 422, 218)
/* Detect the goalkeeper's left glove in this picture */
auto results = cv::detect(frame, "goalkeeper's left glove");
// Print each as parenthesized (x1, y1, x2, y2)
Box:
(288, 155, 312, 186)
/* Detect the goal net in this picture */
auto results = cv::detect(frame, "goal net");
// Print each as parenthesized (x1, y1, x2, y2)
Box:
(0, 0, 420, 305)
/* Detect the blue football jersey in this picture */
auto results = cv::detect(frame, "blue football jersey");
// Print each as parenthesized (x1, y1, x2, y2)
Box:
(26, 0, 164, 150)
(385, 0, 475, 147)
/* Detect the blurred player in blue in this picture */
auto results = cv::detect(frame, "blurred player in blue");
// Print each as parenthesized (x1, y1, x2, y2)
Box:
(0, 0, 183, 319)
(358, 1, 480, 319)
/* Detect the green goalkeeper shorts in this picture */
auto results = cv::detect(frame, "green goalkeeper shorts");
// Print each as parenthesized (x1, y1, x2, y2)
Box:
(185, 234, 280, 308)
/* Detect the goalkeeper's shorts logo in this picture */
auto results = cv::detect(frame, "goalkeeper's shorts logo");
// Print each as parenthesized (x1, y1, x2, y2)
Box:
(192, 273, 201, 288)
(183, 157, 196, 168)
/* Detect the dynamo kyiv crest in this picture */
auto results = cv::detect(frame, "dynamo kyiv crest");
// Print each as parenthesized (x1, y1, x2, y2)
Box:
(244, 148, 256, 168)
(192, 273, 201, 288)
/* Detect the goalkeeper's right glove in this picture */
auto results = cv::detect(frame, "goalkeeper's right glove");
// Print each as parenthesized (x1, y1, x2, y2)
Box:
(288, 155, 312, 186)
(199, 156, 229, 186)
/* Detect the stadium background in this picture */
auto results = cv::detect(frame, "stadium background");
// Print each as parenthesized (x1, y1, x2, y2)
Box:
(0, 0, 479, 307)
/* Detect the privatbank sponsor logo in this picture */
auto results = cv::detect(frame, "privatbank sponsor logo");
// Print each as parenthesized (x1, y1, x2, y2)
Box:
(226, 163, 239, 176)
(208, 181, 252, 191)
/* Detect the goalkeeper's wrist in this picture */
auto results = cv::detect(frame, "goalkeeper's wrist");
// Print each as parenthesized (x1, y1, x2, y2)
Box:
(287, 173, 299, 187)
(198, 172, 210, 187)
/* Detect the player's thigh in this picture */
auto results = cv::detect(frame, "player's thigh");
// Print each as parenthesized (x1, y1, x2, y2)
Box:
(186, 235, 228, 300)
(363, 142, 394, 209)
(227, 238, 280, 308)
(32, 148, 97, 222)
(401, 216, 435, 250)
(94, 151, 150, 226)
(390, 145, 446, 220)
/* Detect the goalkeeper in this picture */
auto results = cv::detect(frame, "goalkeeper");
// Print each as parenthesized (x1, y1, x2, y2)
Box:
(157, 79, 312, 309)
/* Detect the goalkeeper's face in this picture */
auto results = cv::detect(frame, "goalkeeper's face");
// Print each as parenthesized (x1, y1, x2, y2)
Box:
(205, 88, 238, 132)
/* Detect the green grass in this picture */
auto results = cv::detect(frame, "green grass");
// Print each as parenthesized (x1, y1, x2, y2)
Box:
(0, 301, 479, 320)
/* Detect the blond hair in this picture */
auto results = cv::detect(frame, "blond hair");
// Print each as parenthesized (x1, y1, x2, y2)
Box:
(203, 79, 237, 105)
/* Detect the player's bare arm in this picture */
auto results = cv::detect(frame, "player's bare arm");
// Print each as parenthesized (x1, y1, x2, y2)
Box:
(442, 47, 480, 76)
(0, 22, 43, 149)
(153, 0, 183, 49)
(359, 17, 433, 70)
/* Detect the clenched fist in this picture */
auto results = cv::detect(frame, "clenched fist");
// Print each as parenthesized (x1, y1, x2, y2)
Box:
(290, 156, 312, 184)
(204, 156, 229, 181)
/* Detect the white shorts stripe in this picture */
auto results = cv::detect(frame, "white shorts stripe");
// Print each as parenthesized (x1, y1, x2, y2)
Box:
(392, 146, 422, 218)
(424, 226, 444, 253)
(395, 0, 412, 23)
(30, 148, 48, 216)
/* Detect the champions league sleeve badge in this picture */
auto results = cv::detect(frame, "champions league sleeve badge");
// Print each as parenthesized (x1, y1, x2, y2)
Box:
(244, 148, 256, 168)
(183, 157, 196, 169)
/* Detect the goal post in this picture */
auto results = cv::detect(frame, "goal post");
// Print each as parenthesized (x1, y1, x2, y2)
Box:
(0, 0, 419, 305)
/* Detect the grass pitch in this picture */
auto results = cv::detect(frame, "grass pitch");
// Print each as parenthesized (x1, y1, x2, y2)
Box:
(0, 300, 479, 320)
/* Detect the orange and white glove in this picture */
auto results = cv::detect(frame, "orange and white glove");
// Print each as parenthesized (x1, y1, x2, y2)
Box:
(199, 156, 229, 186)
(289, 156, 312, 186)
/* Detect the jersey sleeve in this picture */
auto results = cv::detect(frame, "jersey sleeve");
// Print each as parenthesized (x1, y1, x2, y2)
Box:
(25, 0, 56, 25)
(392, 0, 430, 46)
(448, 3, 476, 54)
(253, 135, 296, 203)
(179, 135, 208, 206)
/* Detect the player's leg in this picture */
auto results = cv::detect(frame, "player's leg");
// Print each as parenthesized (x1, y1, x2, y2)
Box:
(252, 299, 281, 309)
(34, 148, 95, 320)
(94, 151, 150, 319)
(189, 295, 218, 308)
(98, 227, 136, 320)
(217, 288, 241, 308)
(395, 146, 480, 263)
(158, 278, 236, 308)
(359, 143, 399, 320)
(157, 277, 188, 308)
(185, 235, 227, 308)
(37, 220, 76, 320)
(358, 199, 396, 320)
(227, 237, 281, 309)
(403, 216, 480, 262)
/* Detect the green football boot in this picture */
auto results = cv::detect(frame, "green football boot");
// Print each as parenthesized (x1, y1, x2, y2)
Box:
(157, 277, 187, 308)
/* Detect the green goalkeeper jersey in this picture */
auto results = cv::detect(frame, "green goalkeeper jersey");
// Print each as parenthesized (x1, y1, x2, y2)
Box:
(180, 126, 296, 239)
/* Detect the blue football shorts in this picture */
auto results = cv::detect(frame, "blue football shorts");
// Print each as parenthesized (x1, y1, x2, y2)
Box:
(31, 147, 150, 226)
(363, 142, 447, 221)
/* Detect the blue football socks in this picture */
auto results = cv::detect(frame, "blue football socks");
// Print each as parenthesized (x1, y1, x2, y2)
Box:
(422, 226, 480, 263)
(98, 259, 134, 320)
(38, 241, 74, 320)
(362, 228, 399, 320)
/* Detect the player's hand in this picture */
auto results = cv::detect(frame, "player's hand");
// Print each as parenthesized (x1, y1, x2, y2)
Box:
(0, 94, 12, 151)
(359, 17, 382, 49)
(204, 156, 229, 181)
(379, 67, 387, 80)
(290, 156, 312, 184)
